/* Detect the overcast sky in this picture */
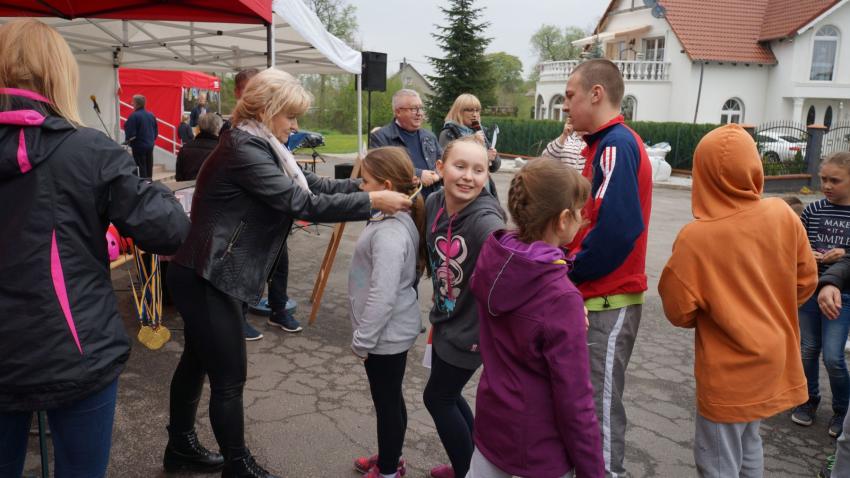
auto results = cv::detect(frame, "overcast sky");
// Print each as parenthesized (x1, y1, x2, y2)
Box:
(355, 0, 610, 79)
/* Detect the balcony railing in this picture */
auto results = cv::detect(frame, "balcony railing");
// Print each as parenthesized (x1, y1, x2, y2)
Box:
(539, 60, 671, 82)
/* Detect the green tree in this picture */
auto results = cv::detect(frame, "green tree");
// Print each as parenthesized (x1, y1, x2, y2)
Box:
(426, 0, 496, 130)
(529, 25, 587, 81)
(486, 52, 523, 94)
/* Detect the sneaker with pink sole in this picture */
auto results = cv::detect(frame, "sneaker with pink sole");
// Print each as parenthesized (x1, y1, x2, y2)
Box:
(353, 455, 406, 476)
(429, 464, 455, 478)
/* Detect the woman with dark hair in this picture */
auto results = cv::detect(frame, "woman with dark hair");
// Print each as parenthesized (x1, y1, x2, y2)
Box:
(164, 68, 411, 478)
(0, 19, 190, 477)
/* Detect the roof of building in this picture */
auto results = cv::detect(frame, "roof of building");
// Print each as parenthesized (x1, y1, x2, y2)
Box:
(596, 0, 841, 64)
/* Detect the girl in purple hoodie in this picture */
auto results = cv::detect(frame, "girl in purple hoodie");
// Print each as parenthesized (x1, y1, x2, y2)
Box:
(468, 159, 604, 478)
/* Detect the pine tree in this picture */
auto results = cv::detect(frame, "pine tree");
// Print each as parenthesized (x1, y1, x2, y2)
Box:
(426, 0, 496, 130)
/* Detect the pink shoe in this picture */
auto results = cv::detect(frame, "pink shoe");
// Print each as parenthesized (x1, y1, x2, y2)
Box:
(430, 464, 455, 478)
(363, 465, 400, 478)
(353, 455, 406, 475)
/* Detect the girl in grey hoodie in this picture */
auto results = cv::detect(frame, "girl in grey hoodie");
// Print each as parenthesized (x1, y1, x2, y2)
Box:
(349, 147, 427, 478)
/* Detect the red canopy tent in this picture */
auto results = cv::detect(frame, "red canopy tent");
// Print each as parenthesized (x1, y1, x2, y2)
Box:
(118, 69, 221, 153)
(0, 0, 271, 24)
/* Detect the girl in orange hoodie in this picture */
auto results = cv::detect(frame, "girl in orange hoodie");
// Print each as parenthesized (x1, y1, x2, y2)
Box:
(658, 124, 817, 477)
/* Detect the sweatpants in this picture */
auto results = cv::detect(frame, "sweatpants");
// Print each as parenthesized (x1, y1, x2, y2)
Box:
(832, 412, 850, 475)
(587, 304, 642, 478)
(364, 351, 409, 475)
(694, 414, 763, 478)
(464, 448, 573, 478)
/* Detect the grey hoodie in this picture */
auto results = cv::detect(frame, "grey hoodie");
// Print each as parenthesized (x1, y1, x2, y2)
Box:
(426, 189, 506, 370)
(348, 212, 422, 357)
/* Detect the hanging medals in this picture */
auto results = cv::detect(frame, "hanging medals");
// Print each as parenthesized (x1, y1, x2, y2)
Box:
(128, 246, 171, 350)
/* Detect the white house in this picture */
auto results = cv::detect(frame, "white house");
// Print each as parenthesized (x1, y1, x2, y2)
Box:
(535, 0, 850, 128)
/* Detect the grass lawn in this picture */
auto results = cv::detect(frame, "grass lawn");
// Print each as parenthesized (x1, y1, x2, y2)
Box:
(315, 134, 366, 154)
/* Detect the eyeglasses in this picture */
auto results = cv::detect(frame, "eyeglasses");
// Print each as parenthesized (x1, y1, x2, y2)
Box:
(462, 108, 481, 113)
(399, 106, 425, 113)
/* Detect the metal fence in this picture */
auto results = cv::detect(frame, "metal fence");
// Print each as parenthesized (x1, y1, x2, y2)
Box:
(754, 121, 808, 175)
(823, 121, 850, 158)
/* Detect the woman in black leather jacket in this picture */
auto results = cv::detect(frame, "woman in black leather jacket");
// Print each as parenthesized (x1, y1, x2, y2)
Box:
(164, 68, 411, 478)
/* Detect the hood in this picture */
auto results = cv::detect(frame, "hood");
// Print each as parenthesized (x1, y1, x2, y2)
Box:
(442, 120, 474, 135)
(472, 230, 569, 317)
(385, 209, 419, 244)
(0, 88, 75, 180)
(429, 188, 504, 231)
(691, 124, 763, 220)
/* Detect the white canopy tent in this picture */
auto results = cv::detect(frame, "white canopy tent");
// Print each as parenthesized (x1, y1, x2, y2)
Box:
(0, 0, 366, 156)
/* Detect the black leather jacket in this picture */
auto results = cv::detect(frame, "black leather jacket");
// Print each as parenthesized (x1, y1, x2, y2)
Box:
(173, 128, 371, 303)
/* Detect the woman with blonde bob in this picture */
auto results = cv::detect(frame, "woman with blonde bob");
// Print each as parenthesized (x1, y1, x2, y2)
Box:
(439, 93, 501, 197)
(0, 19, 190, 477)
(165, 68, 411, 478)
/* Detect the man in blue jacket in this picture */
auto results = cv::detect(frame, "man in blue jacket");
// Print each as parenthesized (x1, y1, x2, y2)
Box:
(124, 94, 158, 178)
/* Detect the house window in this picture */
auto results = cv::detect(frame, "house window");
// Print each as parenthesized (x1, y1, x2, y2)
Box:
(807, 105, 817, 125)
(720, 98, 743, 124)
(642, 37, 665, 61)
(622, 95, 637, 121)
(810, 26, 839, 81)
(825, 106, 834, 128)
(550, 94, 565, 120)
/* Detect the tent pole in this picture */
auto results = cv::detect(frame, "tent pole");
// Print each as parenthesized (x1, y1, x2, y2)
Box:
(267, 18, 276, 68)
(357, 74, 363, 155)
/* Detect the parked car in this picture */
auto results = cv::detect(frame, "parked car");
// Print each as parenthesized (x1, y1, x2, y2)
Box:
(755, 131, 806, 162)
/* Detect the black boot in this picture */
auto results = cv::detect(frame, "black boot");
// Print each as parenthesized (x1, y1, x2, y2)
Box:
(221, 450, 281, 478)
(163, 427, 225, 473)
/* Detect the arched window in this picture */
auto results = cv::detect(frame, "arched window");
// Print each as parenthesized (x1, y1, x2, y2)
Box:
(825, 106, 834, 129)
(549, 94, 565, 121)
(807, 105, 817, 125)
(720, 98, 743, 124)
(621, 95, 637, 121)
(811, 26, 839, 81)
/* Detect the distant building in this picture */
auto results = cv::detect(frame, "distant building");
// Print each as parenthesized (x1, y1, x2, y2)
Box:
(391, 59, 434, 98)
(534, 0, 850, 127)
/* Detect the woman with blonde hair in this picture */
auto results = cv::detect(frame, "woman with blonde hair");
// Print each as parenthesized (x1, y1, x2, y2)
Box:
(165, 68, 411, 478)
(0, 19, 190, 477)
(439, 93, 501, 197)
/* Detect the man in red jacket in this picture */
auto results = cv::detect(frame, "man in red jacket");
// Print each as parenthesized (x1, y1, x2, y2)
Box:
(564, 59, 653, 478)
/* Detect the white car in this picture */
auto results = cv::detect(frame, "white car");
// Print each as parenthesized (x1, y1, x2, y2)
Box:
(754, 131, 806, 162)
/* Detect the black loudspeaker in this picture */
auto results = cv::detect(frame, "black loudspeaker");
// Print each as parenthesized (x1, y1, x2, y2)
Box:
(361, 51, 387, 92)
(335, 163, 354, 180)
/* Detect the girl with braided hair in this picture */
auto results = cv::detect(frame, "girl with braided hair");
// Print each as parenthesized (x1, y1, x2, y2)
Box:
(467, 159, 605, 478)
(349, 147, 426, 478)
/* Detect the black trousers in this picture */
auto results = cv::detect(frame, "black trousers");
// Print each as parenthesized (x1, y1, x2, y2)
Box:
(364, 351, 408, 474)
(423, 350, 477, 477)
(131, 147, 154, 179)
(167, 263, 247, 458)
(267, 247, 289, 314)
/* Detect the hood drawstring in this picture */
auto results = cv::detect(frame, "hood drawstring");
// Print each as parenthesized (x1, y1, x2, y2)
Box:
(486, 253, 514, 316)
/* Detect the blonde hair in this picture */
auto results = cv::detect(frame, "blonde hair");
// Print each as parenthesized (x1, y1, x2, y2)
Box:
(441, 135, 488, 166)
(231, 68, 312, 130)
(509, 159, 590, 243)
(0, 19, 82, 126)
(444, 93, 482, 125)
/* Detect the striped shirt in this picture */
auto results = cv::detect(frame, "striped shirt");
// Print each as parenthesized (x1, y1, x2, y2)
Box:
(801, 198, 850, 274)
(542, 132, 586, 171)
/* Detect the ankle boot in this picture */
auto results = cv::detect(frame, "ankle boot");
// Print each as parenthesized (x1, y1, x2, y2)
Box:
(221, 450, 281, 478)
(163, 427, 225, 473)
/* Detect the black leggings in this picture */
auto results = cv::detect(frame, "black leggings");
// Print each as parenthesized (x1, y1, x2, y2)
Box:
(423, 350, 477, 477)
(364, 351, 409, 474)
(167, 263, 248, 458)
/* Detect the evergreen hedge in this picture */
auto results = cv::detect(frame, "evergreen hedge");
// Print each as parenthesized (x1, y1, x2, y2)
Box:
(482, 116, 719, 170)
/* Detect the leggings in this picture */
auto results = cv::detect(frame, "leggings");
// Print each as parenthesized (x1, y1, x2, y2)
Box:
(167, 263, 248, 458)
(364, 351, 409, 474)
(423, 350, 477, 477)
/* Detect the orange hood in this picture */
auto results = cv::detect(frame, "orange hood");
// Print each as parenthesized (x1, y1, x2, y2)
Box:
(691, 124, 764, 220)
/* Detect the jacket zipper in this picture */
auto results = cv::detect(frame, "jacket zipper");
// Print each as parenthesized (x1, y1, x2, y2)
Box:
(220, 220, 246, 259)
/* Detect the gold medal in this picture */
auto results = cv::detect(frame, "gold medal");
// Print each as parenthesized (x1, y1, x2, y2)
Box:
(137, 325, 171, 350)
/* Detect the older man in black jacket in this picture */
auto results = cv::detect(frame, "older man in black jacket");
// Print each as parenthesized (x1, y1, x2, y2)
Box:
(370, 89, 442, 199)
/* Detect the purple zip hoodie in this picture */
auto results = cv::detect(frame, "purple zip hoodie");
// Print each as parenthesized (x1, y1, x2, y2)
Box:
(470, 230, 604, 478)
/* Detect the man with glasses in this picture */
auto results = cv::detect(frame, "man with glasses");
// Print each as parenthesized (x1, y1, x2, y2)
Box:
(370, 89, 443, 198)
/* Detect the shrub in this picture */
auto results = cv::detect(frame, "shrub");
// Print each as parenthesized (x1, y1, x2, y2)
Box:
(481, 116, 719, 169)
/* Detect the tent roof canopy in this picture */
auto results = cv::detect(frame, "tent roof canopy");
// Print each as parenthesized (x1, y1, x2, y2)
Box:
(0, 0, 361, 74)
(0, 0, 271, 24)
